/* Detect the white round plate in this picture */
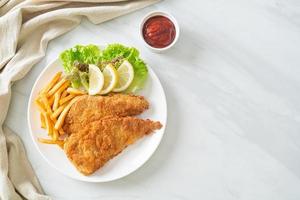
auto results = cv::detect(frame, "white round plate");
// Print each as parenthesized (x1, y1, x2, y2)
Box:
(28, 54, 167, 182)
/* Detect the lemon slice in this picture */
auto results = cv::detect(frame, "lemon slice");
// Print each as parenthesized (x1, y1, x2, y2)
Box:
(99, 64, 119, 94)
(112, 60, 134, 92)
(89, 64, 104, 95)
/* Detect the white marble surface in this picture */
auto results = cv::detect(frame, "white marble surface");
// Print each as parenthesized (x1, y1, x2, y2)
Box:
(4, 0, 300, 199)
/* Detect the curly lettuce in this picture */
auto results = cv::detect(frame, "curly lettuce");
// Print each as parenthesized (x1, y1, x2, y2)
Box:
(59, 43, 148, 92)
(101, 44, 148, 92)
(60, 44, 100, 72)
(60, 44, 100, 88)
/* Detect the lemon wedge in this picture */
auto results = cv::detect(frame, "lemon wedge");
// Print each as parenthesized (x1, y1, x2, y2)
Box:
(99, 64, 119, 95)
(88, 64, 104, 95)
(112, 60, 134, 92)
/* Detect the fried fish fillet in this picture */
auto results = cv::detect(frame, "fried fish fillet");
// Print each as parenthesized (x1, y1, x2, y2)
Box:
(63, 94, 149, 134)
(64, 117, 162, 175)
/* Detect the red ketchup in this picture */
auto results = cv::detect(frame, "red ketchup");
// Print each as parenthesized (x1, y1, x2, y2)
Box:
(142, 15, 176, 48)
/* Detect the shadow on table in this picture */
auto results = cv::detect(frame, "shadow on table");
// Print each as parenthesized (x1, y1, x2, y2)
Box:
(124, 78, 182, 180)
(164, 27, 205, 68)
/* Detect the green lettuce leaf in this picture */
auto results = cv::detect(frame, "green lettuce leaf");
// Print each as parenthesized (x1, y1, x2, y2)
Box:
(68, 69, 81, 88)
(79, 71, 89, 91)
(101, 44, 148, 92)
(60, 44, 100, 88)
(60, 43, 148, 93)
(60, 44, 101, 73)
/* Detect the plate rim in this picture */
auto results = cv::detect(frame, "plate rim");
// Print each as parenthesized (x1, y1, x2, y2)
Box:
(27, 56, 167, 182)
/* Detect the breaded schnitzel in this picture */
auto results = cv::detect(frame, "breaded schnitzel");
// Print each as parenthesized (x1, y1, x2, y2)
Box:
(63, 93, 149, 134)
(64, 117, 162, 175)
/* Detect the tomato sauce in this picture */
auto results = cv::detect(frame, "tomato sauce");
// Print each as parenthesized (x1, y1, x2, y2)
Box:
(142, 15, 176, 48)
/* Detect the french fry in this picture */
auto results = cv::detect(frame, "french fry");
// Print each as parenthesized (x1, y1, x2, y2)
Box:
(40, 113, 46, 129)
(51, 104, 66, 120)
(47, 78, 67, 97)
(42, 72, 62, 94)
(52, 92, 61, 111)
(35, 72, 71, 149)
(45, 114, 53, 136)
(53, 128, 59, 141)
(35, 99, 46, 115)
(61, 90, 68, 98)
(35, 95, 42, 102)
(48, 95, 55, 107)
(56, 81, 70, 95)
(66, 87, 86, 95)
(54, 96, 81, 130)
(40, 94, 52, 114)
(38, 138, 57, 144)
(47, 81, 69, 109)
(51, 116, 57, 124)
(59, 94, 75, 105)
